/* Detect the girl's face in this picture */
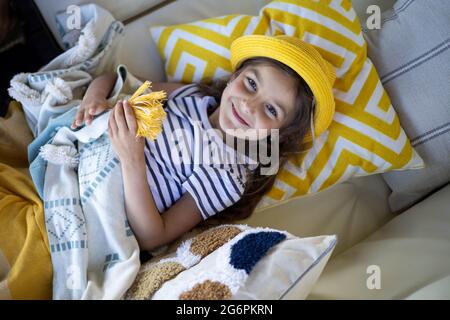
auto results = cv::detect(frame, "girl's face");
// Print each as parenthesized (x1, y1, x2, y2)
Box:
(214, 63, 299, 140)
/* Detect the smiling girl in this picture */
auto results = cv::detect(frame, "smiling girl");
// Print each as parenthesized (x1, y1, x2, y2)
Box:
(71, 35, 336, 251)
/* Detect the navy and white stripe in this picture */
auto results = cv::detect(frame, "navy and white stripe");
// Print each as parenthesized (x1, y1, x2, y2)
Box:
(144, 84, 256, 220)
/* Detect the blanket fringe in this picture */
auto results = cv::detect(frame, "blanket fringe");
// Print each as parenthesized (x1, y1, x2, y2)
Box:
(8, 73, 41, 107)
(42, 78, 73, 105)
(39, 144, 79, 168)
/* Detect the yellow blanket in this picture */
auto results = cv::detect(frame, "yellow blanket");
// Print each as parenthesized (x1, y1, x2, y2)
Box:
(0, 102, 52, 299)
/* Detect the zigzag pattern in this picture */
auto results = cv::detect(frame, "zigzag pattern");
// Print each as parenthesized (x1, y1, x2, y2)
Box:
(150, 0, 423, 211)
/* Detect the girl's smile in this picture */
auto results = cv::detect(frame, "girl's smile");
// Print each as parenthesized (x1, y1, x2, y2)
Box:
(231, 101, 250, 127)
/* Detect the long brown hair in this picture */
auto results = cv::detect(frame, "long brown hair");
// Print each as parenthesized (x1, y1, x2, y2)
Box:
(196, 57, 314, 222)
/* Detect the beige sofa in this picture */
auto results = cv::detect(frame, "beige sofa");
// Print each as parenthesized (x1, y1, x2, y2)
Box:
(34, 0, 450, 299)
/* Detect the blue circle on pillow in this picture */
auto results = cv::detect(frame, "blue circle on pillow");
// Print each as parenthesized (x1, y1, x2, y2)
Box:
(229, 231, 286, 274)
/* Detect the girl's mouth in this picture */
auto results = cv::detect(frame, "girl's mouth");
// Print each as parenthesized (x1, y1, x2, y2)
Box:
(232, 103, 249, 126)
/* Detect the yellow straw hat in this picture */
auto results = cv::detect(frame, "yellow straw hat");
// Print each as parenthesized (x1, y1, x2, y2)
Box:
(230, 35, 336, 142)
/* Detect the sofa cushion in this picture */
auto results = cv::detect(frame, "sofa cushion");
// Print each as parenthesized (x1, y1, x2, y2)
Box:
(363, 0, 450, 212)
(241, 173, 393, 256)
(308, 183, 450, 299)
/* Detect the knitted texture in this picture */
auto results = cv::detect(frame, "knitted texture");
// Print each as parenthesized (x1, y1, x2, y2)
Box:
(125, 225, 243, 300)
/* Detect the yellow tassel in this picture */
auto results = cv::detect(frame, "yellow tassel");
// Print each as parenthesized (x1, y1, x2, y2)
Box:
(128, 81, 167, 140)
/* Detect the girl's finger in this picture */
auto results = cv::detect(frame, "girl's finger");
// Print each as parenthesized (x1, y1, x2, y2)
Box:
(123, 100, 137, 133)
(72, 109, 85, 128)
(89, 106, 97, 116)
(85, 107, 96, 125)
(108, 123, 114, 138)
(115, 100, 128, 132)
(109, 108, 118, 134)
(107, 122, 113, 138)
(86, 107, 97, 124)
(86, 114, 94, 125)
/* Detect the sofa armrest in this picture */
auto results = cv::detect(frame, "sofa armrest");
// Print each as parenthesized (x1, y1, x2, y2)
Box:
(307, 183, 450, 299)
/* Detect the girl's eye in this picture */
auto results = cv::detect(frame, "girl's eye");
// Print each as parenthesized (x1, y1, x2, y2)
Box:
(247, 77, 257, 91)
(246, 77, 277, 118)
(266, 104, 278, 118)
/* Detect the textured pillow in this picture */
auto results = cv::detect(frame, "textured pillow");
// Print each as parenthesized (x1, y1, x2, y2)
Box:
(363, 0, 450, 212)
(125, 224, 336, 300)
(150, 0, 424, 211)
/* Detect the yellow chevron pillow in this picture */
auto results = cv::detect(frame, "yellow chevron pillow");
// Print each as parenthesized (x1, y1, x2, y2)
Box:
(150, 0, 424, 211)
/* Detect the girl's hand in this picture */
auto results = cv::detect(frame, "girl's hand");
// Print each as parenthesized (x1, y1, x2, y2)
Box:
(71, 96, 110, 129)
(108, 100, 145, 165)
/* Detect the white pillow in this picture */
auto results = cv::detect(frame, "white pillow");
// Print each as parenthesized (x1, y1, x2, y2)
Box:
(151, 225, 337, 300)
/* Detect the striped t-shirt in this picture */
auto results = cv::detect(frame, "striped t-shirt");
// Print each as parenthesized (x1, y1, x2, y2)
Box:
(143, 84, 257, 220)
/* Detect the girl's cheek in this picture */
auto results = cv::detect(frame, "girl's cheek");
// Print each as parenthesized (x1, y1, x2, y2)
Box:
(237, 80, 249, 94)
(229, 78, 247, 96)
(256, 116, 280, 131)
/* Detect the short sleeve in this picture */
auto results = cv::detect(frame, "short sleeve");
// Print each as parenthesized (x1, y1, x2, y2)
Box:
(168, 83, 202, 100)
(182, 164, 247, 220)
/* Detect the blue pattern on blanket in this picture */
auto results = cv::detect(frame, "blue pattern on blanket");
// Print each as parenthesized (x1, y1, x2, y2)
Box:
(125, 220, 134, 237)
(78, 133, 119, 204)
(45, 205, 87, 252)
(103, 253, 120, 271)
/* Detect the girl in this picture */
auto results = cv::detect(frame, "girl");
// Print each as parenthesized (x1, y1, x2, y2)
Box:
(70, 35, 336, 251)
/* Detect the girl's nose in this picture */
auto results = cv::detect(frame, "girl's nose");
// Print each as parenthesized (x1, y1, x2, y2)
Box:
(241, 98, 257, 115)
